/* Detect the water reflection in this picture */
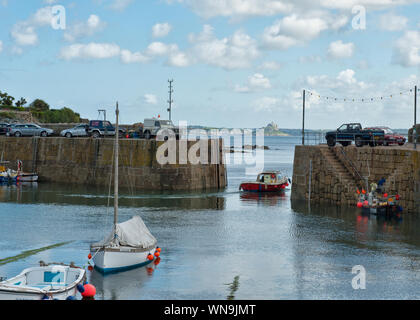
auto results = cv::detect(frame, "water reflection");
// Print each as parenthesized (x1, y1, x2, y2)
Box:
(0, 183, 226, 211)
(240, 191, 287, 207)
(89, 261, 160, 300)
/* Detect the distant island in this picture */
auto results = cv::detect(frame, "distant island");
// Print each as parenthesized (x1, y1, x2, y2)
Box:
(263, 122, 289, 136)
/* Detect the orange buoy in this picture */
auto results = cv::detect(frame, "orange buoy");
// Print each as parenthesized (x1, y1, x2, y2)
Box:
(88, 253, 92, 260)
(357, 202, 363, 208)
(156, 247, 162, 253)
(147, 253, 154, 261)
(154, 251, 160, 258)
(88, 266, 94, 272)
(383, 193, 388, 198)
(363, 200, 369, 206)
(362, 189, 366, 194)
(81, 284, 96, 298)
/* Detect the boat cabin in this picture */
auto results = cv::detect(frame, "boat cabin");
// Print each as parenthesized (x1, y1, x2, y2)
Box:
(256, 172, 284, 184)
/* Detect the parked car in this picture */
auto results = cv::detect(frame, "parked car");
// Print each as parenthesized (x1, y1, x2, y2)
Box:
(87, 120, 126, 138)
(325, 123, 385, 147)
(60, 124, 89, 138)
(364, 127, 406, 146)
(142, 118, 180, 140)
(6, 123, 54, 137)
(0, 123, 9, 135)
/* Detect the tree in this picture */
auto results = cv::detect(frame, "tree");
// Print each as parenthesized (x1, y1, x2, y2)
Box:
(15, 97, 27, 107)
(0, 91, 15, 106)
(30, 99, 50, 111)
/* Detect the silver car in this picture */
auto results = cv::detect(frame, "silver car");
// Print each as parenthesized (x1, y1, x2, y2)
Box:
(60, 124, 89, 138)
(7, 123, 54, 137)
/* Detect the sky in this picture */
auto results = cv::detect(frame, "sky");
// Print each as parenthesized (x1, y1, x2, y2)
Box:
(0, 0, 420, 129)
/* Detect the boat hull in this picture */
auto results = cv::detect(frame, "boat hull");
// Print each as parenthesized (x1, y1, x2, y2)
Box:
(91, 247, 156, 274)
(17, 174, 38, 182)
(0, 266, 85, 300)
(0, 286, 79, 300)
(240, 182, 287, 192)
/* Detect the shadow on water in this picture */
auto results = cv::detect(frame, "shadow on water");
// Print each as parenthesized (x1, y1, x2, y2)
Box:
(0, 183, 226, 211)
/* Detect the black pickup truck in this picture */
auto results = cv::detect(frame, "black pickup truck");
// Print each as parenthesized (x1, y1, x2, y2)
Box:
(325, 123, 385, 147)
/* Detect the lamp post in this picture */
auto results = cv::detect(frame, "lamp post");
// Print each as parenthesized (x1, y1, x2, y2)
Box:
(414, 85, 417, 150)
(302, 89, 306, 145)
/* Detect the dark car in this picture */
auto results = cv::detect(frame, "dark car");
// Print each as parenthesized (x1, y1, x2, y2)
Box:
(325, 123, 385, 147)
(365, 127, 406, 146)
(0, 123, 9, 135)
(87, 120, 126, 138)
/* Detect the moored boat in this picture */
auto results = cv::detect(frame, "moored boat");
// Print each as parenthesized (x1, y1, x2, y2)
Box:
(89, 102, 159, 274)
(240, 171, 290, 192)
(0, 265, 85, 300)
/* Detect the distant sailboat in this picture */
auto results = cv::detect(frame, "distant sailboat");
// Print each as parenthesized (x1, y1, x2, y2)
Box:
(89, 102, 159, 274)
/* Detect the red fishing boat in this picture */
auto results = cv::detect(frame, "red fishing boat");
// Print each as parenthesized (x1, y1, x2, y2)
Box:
(239, 172, 290, 192)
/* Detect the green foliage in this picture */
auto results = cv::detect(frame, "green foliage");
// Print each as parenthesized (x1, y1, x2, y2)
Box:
(0, 111, 16, 119)
(30, 99, 50, 111)
(0, 90, 15, 106)
(32, 107, 81, 123)
(15, 97, 27, 107)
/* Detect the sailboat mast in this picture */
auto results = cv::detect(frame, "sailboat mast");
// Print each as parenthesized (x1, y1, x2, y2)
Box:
(114, 102, 119, 236)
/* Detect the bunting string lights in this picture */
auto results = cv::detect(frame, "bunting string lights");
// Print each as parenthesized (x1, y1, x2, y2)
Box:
(305, 87, 420, 103)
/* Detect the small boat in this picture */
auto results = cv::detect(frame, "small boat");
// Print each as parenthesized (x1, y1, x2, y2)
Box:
(357, 186, 403, 216)
(0, 265, 85, 300)
(239, 171, 290, 192)
(16, 160, 38, 182)
(0, 162, 16, 184)
(89, 102, 159, 274)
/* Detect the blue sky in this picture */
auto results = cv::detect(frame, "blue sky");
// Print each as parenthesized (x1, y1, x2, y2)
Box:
(0, 0, 420, 129)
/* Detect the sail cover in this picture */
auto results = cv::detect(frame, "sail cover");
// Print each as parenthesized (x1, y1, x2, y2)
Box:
(92, 216, 157, 249)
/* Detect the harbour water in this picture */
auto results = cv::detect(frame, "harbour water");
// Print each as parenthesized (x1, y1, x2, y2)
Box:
(0, 136, 419, 300)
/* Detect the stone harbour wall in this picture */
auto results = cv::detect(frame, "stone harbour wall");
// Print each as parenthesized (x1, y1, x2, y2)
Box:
(0, 137, 227, 191)
(292, 145, 420, 214)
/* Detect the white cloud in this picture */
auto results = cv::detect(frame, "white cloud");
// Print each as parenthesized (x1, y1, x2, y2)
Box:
(152, 23, 172, 38)
(262, 14, 329, 50)
(60, 43, 121, 60)
(237, 73, 272, 92)
(393, 30, 420, 67)
(120, 49, 149, 63)
(10, 6, 54, 47)
(174, 0, 292, 19)
(109, 0, 133, 11)
(379, 13, 408, 31)
(188, 25, 259, 69)
(144, 94, 158, 105)
(327, 40, 355, 59)
(64, 15, 105, 42)
(252, 96, 281, 112)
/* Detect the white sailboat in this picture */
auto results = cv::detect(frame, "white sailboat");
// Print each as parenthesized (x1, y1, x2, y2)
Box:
(89, 103, 158, 274)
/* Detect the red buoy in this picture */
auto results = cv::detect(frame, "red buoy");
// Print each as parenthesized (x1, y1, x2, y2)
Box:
(363, 200, 369, 206)
(156, 247, 162, 253)
(154, 251, 160, 258)
(147, 254, 154, 261)
(81, 284, 96, 298)
(383, 193, 388, 198)
(357, 202, 363, 208)
(88, 253, 92, 260)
